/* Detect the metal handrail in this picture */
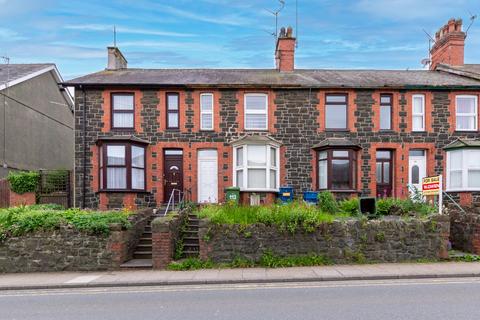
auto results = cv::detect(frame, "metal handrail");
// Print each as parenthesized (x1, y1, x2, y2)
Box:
(163, 188, 192, 216)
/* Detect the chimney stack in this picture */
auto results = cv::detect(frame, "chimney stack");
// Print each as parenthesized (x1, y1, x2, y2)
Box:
(275, 26, 296, 72)
(430, 18, 466, 70)
(107, 46, 128, 70)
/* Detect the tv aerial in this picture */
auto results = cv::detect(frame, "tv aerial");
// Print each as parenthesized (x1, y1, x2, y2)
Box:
(465, 11, 477, 38)
(265, 0, 285, 39)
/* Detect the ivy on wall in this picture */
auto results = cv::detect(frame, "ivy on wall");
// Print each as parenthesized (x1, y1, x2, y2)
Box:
(6, 171, 40, 194)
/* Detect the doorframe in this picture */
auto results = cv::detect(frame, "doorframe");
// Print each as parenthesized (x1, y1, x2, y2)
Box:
(163, 148, 184, 202)
(197, 149, 219, 203)
(408, 149, 427, 192)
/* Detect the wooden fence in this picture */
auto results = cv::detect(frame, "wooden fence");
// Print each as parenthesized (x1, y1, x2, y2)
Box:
(0, 179, 10, 208)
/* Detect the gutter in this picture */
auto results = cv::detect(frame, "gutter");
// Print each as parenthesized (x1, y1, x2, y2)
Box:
(81, 85, 87, 209)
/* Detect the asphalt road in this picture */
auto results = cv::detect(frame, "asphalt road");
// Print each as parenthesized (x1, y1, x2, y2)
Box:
(2, 278, 480, 320)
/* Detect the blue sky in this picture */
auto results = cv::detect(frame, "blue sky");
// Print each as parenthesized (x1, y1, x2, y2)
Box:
(1, 0, 479, 79)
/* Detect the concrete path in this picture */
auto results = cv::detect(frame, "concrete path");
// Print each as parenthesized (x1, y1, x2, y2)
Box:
(1, 262, 480, 290)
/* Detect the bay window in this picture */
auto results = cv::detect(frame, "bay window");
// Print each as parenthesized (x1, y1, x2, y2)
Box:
(447, 148, 480, 191)
(456, 95, 478, 131)
(233, 143, 279, 191)
(244, 94, 268, 130)
(318, 149, 357, 191)
(99, 143, 146, 191)
(111, 93, 134, 129)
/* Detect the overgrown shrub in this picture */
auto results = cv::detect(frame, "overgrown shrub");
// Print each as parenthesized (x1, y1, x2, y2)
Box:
(197, 202, 350, 233)
(317, 191, 338, 214)
(0, 205, 133, 240)
(7, 171, 40, 194)
(338, 198, 360, 215)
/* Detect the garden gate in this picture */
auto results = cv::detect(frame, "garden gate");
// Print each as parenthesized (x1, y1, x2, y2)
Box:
(37, 170, 72, 208)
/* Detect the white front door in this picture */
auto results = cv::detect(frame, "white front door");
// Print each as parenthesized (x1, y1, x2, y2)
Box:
(198, 149, 218, 203)
(408, 150, 427, 196)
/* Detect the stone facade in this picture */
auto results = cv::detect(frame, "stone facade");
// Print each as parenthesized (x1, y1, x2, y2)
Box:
(198, 215, 450, 264)
(0, 209, 151, 273)
(75, 86, 480, 209)
(450, 206, 480, 254)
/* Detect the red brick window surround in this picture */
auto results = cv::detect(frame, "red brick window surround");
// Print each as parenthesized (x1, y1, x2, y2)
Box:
(325, 94, 348, 131)
(166, 92, 180, 130)
(99, 143, 146, 192)
(455, 95, 478, 132)
(111, 93, 134, 130)
(200, 93, 214, 130)
(412, 94, 426, 132)
(318, 149, 357, 191)
(380, 94, 393, 131)
(244, 93, 268, 130)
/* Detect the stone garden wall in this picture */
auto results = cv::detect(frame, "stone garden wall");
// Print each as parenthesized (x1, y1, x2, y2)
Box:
(450, 206, 480, 254)
(0, 208, 152, 273)
(199, 215, 450, 263)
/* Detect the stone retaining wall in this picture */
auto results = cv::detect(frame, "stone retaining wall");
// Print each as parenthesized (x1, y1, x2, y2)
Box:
(450, 206, 480, 254)
(198, 215, 450, 263)
(0, 208, 152, 273)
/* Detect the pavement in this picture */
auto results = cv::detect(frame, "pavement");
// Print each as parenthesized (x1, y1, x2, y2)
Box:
(2, 261, 480, 290)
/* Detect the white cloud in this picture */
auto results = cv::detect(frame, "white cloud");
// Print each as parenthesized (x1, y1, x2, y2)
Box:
(0, 27, 26, 41)
(64, 24, 195, 37)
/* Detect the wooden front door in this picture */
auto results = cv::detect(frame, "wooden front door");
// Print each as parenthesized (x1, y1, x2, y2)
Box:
(376, 150, 393, 198)
(164, 149, 183, 202)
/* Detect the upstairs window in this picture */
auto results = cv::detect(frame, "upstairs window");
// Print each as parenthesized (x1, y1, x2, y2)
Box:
(380, 94, 392, 130)
(447, 149, 480, 191)
(456, 95, 478, 131)
(325, 94, 348, 130)
(318, 149, 357, 191)
(111, 94, 134, 129)
(100, 143, 146, 191)
(234, 143, 279, 191)
(167, 93, 179, 129)
(244, 94, 268, 130)
(412, 94, 425, 131)
(200, 93, 214, 130)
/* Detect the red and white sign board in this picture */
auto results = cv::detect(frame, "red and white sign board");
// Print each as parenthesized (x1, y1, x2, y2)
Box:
(422, 176, 440, 196)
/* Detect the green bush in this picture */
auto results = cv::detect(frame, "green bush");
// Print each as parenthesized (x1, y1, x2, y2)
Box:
(197, 202, 350, 233)
(7, 171, 40, 194)
(376, 198, 435, 216)
(0, 205, 133, 240)
(338, 198, 360, 215)
(259, 251, 333, 268)
(317, 191, 338, 214)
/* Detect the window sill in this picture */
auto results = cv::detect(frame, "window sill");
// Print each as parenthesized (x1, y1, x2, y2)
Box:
(239, 189, 279, 193)
(97, 189, 149, 194)
(111, 128, 136, 132)
(325, 129, 349, 132)
(166, 128, 180, 131)
(454, 130, 478, 134)
(200, 129, 215, 132)
(319, 189, 360, 193)
(244, 129, 269, 132)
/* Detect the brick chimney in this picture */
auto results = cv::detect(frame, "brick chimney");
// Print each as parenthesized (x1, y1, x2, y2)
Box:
(275, 26, 296, 72)
(107, 46, 128, 70)
(430, 19, 466, 70)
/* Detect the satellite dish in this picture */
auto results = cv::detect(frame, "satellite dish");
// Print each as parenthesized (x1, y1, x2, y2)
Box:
(421, 58, 431, 67)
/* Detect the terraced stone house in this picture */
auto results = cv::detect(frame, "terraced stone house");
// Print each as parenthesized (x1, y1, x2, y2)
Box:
(67, 19, 480, 209)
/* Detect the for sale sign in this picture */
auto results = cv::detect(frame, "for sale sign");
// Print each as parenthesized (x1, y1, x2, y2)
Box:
(422, 176, 440, 196)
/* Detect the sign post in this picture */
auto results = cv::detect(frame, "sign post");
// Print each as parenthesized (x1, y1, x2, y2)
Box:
(422, 175, 443, 214)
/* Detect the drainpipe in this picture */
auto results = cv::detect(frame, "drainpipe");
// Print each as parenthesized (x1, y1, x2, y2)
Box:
(81, 85, 87, 209)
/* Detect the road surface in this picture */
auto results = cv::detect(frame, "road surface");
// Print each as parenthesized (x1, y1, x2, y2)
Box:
(1, 278, 480, 319)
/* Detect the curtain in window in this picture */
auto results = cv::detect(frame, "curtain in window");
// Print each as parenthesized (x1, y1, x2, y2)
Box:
(113, 95, 134, 110)
(107, 168, 126, 189)
(248, 169, 266, 188)
(113, 113, 134, 128)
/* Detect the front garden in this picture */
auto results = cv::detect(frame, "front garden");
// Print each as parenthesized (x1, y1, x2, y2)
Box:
(168, 192, 447, 270)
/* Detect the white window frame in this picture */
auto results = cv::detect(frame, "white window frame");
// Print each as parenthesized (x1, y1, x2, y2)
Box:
(200, 93, 214, 130)
(244, 93, 268, 130)
(233, 143, 279, 192)
(447, 148, 480, 191)
(412, 94, 425, 132)
(455, 95, 478, 131)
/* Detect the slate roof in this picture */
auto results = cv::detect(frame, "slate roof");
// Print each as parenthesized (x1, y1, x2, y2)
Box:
(65, 68, 480, 89)
(312, 138, 361, 150)
(437, 63, 480, 81)
(443, 139, 480, 150)
(0, 64, 54, 87)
